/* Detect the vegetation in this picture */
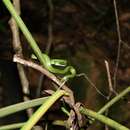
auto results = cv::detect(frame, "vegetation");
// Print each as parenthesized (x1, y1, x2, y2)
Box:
(0, 0, 130, 130)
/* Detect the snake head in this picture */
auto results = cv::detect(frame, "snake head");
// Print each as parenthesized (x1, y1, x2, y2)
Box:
(31, 54, 38, 59)
(51, 59, 67, 67)
(31, 54, 67, 67)
(31, 53, 76, 82)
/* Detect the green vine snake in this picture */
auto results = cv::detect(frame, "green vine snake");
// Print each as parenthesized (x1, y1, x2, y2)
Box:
(3, 0, 76, 82)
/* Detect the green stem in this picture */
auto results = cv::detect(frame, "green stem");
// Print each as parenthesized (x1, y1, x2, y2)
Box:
(2, 0, 76, 79)
(0, 120, 67, 130)
(80, 107, 129, 130)
(0, 97, 48, 118)
(52, 120, 67, 127)
(98, 87, 130, 114)
(61, 107, 70, 116)
(0, 123, 25, 130)
(21, 90, 67, 130)
(2, 0, 45, 67)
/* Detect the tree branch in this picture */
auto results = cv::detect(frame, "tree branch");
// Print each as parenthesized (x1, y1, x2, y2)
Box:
(13, 55, 75, 107)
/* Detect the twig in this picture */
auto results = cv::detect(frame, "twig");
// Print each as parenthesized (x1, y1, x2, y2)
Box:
(89, 77, 130, 126)
(76, 73, 108, 99)
(46, 0, 53, 53)
(9, 0, 29, 95)
(36, 0, 54, 97)
(8, 0, 32, 117)
(13, 55, 59, 89)
(113, 0, 122, 89)
(14, 56, 76, 129)
(4, 55, 130, 130)
(105, 60, 117, 97)
(105, 110, 109, 130)
(13, 55, 75, 107)
(104, 60, 114, 130)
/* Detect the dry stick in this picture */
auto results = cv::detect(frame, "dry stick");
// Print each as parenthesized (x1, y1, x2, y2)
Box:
(113, 0, 122, 89)
(5, 55, 130, 130)
(9, 0, 29, 94)
(13, 55, 75, 107)
(104, 60, 115, 130)
(105, 60, 117, 96)
(46, 0, 53, 53)
(14, 56, 75, 128)
(36, 0, 54, 97)
(76, 73, 108, 99)
(9, 0, 33, 117)
(105, 60, 112, 130)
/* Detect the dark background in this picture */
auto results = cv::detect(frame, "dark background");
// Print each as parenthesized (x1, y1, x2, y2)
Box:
(0, 0, 130, 129)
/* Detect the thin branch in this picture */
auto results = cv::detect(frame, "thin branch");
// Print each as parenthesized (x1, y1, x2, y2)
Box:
(4, 55, 130, 130)
(36, 0, 54, 97)
(76, 73, 108, 99)
(9, 0, 29, 95)
(13, 55, 75, 107)
(46, 0, 53, 53)
(13, 55, 75, 129)
(13, 55, 60, 85)
(9, 0, 33, 117)
(105, 60, 117, 97)
(104, 60, 115, 130)
(113, 0, 122, 89)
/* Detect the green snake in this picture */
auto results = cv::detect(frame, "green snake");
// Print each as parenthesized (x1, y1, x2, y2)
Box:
(3, 0, 76, 82)
(31, 54, 76, 81)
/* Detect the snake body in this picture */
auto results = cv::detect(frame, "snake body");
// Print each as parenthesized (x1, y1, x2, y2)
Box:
(3, 0, 76, 82)
(32, 54, 76, 82)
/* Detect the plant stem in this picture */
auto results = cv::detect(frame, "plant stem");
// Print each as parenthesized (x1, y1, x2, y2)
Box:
(0, 123, 25, 130)
(0, 120, 67, 130)
(2, 0, 45, 67)
(98, 86, 130, 114)
(80, 107, 129, 130)
(52, 120, 67, 127)
(61, 107, 70, 116)
(0, 97, 48, 118)
(20, 90, 67, 130)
